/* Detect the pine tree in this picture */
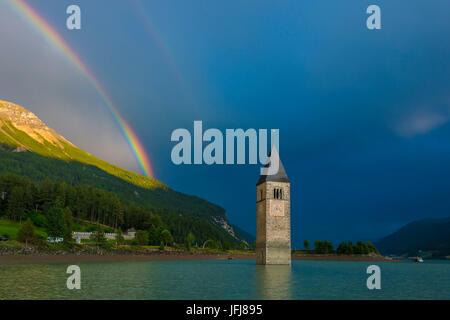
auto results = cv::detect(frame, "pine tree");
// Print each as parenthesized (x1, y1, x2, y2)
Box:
(17, 219, 35, 247)
(38, 178, 53, 211)
(303, 240, 310, 250)
(63, 207, 73, 244)
(7, 186, 26, 222)
(135, 230, 149, 245)
(115, 228, 124, 245)
(161, 229, 173, 246)
(185, 232, 195, 251)
(90, 227, 107, 248)
(46, 206, 67, 238)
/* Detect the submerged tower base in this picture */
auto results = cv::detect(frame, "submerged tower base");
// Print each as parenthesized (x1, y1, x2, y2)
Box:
(256, 247, 291, 265)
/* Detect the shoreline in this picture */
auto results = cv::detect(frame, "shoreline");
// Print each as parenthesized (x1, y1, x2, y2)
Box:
(0, 252, 395, 265)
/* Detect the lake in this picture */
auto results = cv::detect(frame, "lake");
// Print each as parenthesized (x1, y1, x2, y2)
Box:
(0, 260, 449, 299)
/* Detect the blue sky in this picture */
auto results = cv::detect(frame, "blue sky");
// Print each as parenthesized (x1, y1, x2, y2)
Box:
(1, 0, 450, 247)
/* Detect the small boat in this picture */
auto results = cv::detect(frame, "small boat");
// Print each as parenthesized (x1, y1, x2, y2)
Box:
(415, 256, 424, 263)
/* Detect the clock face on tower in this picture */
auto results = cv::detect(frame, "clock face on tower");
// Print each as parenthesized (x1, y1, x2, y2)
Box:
(270, 200, 284, 217)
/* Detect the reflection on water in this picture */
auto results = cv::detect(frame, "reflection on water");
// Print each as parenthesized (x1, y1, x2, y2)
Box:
(0, 260, 449, 300)
(255, 265, 292, 299)
(0, 264, 61, 299)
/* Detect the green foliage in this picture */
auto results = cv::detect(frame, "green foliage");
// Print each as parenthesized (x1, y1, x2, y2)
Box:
(231, 224, 255, 246)
(203, 239, 220, 249)
(63, 207, 73, 244)
(336, 241, 380, 255)
(0, 119, 163, 189)
(46, 206, 67, 238)
(0, 218, 47, 239)
(28, 213, 47, 228)
(366, 241, 380, 255)
(185, 232, 195, 251)
(72, 220, 114, 233)
(17, 219, 35, 245)
(7, 186, 26, 222)
(159, 241, 165, 251)
(0, 145, 227, 221)
(115, 228, 125, 244)
(336, 241, 348, 254)
(160, 213, 234, 248)
(160, 229, 173, 246)
(238, 241, 249, 250)
(303, 240, 310, 250)
(0, 166, 249, 248)
(0, 113, 254, 247)
(314, 240, 334, 254)
(222, 239, 231, 251)
(90, 227, 107, 248)
(148, 226, 163, 245)
(135, 230, 149, 245)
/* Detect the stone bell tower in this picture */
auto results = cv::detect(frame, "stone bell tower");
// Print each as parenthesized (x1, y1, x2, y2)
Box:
(256, 147, 291, 265)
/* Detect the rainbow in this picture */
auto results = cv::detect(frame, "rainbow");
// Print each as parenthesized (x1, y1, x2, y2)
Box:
(6, 0, 155, 178)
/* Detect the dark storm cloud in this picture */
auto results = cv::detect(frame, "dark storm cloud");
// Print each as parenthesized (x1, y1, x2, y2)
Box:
(2, 0, 450, 246)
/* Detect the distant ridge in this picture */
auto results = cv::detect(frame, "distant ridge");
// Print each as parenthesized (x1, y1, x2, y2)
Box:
(375, 217, 450, 258)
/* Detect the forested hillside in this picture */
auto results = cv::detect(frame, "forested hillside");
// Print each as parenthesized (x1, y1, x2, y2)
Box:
(0, 99, 252, 246)
(0, 173, 242, 247)
(0, 147, 226, 220)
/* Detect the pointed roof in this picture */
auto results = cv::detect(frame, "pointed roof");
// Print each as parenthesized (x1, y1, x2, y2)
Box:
(257, 146, 289, 186)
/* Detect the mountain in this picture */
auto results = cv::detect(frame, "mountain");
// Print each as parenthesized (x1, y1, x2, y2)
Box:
(0, 100, 163, 189)
(375, 217, 450, 258)
(0, 99, 251, 245)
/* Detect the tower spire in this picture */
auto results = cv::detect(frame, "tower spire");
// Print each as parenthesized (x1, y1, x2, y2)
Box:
(257, 145, 289, 185)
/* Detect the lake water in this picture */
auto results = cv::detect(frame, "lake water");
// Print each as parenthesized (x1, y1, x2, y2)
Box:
(0, 260, 449, 299)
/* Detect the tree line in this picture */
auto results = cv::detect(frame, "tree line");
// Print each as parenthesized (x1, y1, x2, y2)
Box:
(302, 239, 380, 255)
(0, 173, 239, 249)
(0, 148, 226, 220)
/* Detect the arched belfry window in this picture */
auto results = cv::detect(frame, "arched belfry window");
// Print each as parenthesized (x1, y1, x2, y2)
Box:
(273, 188, 283, 200)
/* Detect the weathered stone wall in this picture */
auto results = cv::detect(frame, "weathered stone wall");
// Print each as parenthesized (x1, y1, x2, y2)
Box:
(256, 181, 291, 265)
